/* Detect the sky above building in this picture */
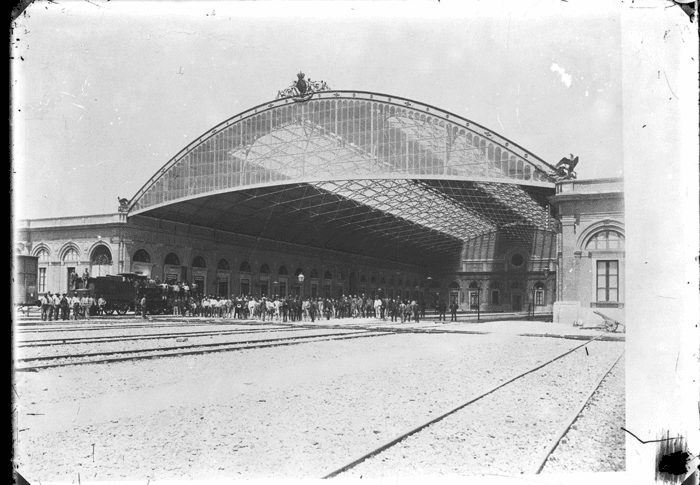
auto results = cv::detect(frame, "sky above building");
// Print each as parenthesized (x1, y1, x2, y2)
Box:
(12, 1, 624, 220)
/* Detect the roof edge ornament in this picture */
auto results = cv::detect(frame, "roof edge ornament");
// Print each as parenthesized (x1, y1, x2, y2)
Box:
(551, 154, 579, 181)
(117, 196, 130, 213)
(276, 72, 330, 102)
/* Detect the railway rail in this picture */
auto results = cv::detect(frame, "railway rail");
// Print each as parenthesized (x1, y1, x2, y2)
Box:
(15, 329, 395, 371)
(16, 325, 303, 347)
(16, 320, 215, 334)
(531, 351, 624, 474)
(321, 332, 623, 478)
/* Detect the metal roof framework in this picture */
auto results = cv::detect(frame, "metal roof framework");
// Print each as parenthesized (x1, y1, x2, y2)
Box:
(129, 91, 557, 266)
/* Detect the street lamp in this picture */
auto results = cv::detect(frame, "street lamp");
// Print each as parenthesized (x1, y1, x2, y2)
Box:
(297, 272, 304, 297)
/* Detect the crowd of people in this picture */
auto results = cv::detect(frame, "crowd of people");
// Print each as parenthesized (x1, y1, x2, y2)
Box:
(141, 293, 460, 322)
(39, 291, 107, 321)
(38, 282, 461, 323)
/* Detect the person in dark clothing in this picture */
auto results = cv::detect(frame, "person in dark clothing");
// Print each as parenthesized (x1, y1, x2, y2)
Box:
(450, 301, 459, 322)
(438, 300, 447, 321)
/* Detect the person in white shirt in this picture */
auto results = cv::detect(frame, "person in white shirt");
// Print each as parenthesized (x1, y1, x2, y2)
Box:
(52, 293, 61, 321)
(71, 295, 81, 320)
(247, 298, 257, 320)
(40, 293, 50, 321)
(98, 296, 106, 316)
(80, 295, 91, 320)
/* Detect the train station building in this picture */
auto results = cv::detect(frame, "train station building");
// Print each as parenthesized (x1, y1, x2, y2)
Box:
(14, 83, 624, 324)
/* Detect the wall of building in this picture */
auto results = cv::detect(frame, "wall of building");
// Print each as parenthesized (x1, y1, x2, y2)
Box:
(551, 178, 625, 325)
(16, 214, 127, 295)
(16, 213, 446, 302)
(17, 179, 619, 319)
(456, 228, 557, 312)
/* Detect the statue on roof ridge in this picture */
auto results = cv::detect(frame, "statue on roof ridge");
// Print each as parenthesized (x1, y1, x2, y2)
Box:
(276, 72, 331, 102)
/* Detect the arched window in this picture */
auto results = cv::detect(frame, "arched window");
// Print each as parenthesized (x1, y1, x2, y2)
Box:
(278, 265, 288, 276)
(397, 278, 403, 287)
(586, 230, 625, 250)
(324, 271, 332, 280)
(192, 256, 207, 268)
(449, 281, 460, 289)
(337, 272, 344, 281)
(380, 277, 386, 285)
(164, 253, 180, 266)
(469, 281, 479, 290)
(36, 248, 50, 263)
(310, 269, 318, 279)
(133, 249, 151, 263)
(389, 276, 395, 286)
(295, 267, 304, 277)
(63, 247, 80, 263)
(91, 245, 112, 265)
(260, 263, 270, 274)
(217, 259, 230, 271)
(240, 261, 251, 273)
(534, 282, 546, 306)
(360, 275, 366, 283)
(370, 276, 376, 284)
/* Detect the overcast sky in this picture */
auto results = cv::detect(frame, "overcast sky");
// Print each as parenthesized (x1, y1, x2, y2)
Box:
(12, 1, 624, 220)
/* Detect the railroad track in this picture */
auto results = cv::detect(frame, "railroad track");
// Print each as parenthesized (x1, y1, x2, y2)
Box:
(321, 333, 624, 478)
(15, 329, 396, 371)
(16, 320, 216, 334)
(16, 325, 302, 347)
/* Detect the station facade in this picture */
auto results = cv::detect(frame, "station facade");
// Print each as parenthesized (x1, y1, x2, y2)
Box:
(14, 83, 624, 321)
(16, 176, 624, 320)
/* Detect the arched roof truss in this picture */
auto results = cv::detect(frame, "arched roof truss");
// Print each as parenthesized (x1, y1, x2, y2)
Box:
(128, 91, 557, 265)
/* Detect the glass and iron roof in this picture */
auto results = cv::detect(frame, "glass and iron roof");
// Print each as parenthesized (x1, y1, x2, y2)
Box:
(129, 91, 557, 266)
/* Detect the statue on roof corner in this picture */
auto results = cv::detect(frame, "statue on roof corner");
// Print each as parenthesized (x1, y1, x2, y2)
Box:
(276, 72, 331, 102)
(551, 154, 579, 180)
(118, 197, 130, 213)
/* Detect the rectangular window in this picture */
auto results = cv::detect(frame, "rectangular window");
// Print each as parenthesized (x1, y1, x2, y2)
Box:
(279, 282, 287, 298)
(596, 260, 619, 302)
(535, 290, 544, 306)
(311, 284, 317, 299)
(39, 268, 46, 293)
(491, 290, 499, 305)
(470, 291, 479, 309)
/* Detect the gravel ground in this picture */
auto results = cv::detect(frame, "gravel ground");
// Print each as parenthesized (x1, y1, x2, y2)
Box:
(342, 340, 623, 478)
(14, 331, 623, 481)
(541, 355, 625, 473)
(17, 328, 362, 360)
